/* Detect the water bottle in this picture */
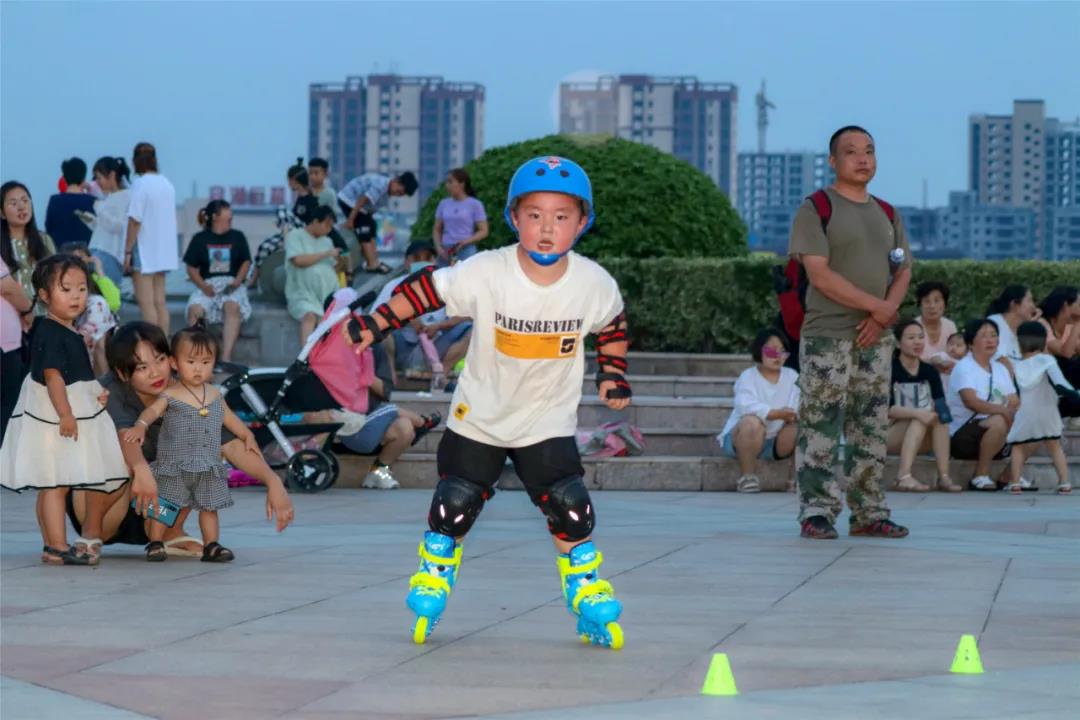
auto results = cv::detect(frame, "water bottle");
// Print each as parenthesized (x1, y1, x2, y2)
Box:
(430, 362, 446, 393)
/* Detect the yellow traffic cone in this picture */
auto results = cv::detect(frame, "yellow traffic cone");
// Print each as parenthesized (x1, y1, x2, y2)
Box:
(950, 634, 985, 674)
(701, 653, 739, 696)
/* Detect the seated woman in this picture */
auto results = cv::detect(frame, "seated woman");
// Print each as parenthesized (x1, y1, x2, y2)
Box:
(285, 206, 341, 344)
(285, 288, 440, 490)
(945, 318, 1019, 491)
(183, 200, 252, 363)
(67, 322, 294, 560)
(887, 320, 959, 492)
(914, 280, 959, 376)
(1037, 286, 1080, 421)
(716, 329, 799, 493)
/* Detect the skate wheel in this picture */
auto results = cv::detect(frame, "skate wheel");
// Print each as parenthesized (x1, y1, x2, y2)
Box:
(413, 616, 429, 645)
(606, 622, 624, 650)
(580, 634, 590, 644)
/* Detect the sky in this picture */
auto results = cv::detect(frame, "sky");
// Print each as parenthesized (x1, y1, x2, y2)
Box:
(2, 1, 1078, 218)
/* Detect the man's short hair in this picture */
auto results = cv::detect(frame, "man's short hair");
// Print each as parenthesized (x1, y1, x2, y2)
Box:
(308, 157, 329, 170)
(396, 171, 419, 196)
(829, 125, 873, 155)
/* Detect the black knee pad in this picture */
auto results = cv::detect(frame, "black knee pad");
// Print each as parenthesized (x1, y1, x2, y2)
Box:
(537, 476, 595, 541)
(428, 475, 490, 536)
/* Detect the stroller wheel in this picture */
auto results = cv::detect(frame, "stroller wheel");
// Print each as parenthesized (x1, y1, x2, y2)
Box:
(286, 449, 338, 493)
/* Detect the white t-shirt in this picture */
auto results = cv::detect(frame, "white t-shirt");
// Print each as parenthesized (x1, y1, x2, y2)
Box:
(88, 189, 131, 260)
(432, 246, 624, 447)
(988, 313, 1021, 361)
(127, 174, 178, 274)
(945, 353, 1017, 435)
(719, 366, 800, 441)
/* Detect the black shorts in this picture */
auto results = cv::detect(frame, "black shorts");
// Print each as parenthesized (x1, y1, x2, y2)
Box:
(436, 428, 585, 506)
(65, 492, 149, 546)
(284, 372, 341, 413)
(339, 200, 377, 244)
(951, 419, 1010, 461)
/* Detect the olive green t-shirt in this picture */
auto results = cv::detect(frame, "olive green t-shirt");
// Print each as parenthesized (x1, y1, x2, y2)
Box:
(788, 187, 910, 340)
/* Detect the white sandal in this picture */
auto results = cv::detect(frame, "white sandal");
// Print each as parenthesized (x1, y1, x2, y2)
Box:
(73, 537, 103, 561)
(163, 536, 204, 558)
(736, 474, 761, 493)
(1057, 483, 1073, 495)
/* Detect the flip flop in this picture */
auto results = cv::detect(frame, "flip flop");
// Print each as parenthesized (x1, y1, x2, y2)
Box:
(163, 536, 204, 558)
(363, 262, 393, 274)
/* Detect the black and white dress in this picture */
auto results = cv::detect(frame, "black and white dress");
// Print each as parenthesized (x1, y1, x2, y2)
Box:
(0, 318, 128, 492)
(151, 395, 233, 511)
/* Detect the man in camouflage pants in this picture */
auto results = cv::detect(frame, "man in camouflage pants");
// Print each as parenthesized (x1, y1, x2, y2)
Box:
(788, 126, 912, 539)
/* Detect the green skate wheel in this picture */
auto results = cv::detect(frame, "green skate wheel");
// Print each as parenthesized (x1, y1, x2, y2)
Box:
(413, 616, 430, 645)
(607, 622, 624, 650)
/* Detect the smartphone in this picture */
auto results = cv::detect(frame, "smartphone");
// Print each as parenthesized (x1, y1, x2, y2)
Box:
(131, 497, 181, 527)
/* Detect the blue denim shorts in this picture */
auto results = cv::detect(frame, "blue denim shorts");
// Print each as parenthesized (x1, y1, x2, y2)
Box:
(718, 430, 779, 460)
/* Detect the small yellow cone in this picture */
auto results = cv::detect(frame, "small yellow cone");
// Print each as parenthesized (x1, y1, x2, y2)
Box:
(950, 634, 985, 674)
(701, 653, 739, 696)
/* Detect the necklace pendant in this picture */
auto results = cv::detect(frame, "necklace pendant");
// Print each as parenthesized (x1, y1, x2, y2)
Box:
(199, 407, 209, 417)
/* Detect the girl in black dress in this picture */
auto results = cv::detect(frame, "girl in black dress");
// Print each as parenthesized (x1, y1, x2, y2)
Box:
(0, 254, 128, 565)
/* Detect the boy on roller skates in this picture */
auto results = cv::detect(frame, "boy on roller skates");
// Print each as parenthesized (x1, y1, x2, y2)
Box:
(349, 155, 632, 648)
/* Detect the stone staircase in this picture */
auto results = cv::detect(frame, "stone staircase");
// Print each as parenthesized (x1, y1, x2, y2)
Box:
(326, 352, 1079, 492)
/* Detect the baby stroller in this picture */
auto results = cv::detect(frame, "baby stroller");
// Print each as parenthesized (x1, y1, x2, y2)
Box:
(220, 290, 376, 492)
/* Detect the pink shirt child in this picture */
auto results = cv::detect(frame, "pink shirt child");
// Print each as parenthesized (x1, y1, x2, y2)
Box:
(308, 289, 375, 414)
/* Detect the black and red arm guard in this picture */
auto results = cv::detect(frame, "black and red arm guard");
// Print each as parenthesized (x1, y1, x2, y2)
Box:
(348, 265, 446, 344)
(594, 311, 631, 399)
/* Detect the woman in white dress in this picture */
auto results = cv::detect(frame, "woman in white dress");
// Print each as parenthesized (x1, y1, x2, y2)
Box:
(124, 142, 178, 334)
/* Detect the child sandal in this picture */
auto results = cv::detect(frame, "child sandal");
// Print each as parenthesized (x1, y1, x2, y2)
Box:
(201, 542, 235, 563)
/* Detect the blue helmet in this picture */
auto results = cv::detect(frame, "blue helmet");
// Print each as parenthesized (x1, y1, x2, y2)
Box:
(503, 156, 595, 265)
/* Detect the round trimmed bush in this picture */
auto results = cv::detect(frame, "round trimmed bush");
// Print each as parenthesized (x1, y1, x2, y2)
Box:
(411, 134, 746, 259)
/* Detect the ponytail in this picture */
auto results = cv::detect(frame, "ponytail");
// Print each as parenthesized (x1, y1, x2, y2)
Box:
(198, 199, 231, 230)
(92, 156, 132, 188)
(986, 284, 1029, 317)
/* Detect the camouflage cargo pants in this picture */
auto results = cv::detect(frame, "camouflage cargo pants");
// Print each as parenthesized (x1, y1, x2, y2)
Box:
(796, 334, 893, 525)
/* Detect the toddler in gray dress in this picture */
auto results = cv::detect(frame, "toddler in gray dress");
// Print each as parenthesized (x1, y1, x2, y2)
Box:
(123, 322, 259, 561)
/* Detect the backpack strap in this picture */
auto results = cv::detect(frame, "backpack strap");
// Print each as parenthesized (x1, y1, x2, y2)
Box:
(871, 195, 896, 224)
(807, 189, 832, 233)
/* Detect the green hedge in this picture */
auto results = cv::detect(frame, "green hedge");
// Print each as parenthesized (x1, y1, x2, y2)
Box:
(412, 134, 747, 259)
(601, 258, 1080, 353)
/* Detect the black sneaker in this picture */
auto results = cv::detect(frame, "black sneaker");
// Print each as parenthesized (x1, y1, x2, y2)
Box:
(800, 516, 839, 539)
(850, 518, 909, 538)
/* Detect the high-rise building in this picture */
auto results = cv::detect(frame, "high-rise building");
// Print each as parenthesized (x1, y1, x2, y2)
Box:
(967, 100, 1080, 258)
(939, 191, 1036, 261)
(559, 75, 738, 198)
(309, 75, 484, 215)
(737, 152, 833, 249)
(1045, 118, 1080, 259)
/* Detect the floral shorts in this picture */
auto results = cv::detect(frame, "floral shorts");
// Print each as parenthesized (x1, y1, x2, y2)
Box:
(187, 276, 252, 324)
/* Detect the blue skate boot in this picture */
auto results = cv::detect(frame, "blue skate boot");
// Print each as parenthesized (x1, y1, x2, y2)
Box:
(406, 531, 462, 644)
(557, 541, 624, 649)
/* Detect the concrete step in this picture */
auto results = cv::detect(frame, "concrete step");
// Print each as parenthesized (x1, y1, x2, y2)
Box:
(406, 426, 725, 456)
(397, 374, 738, 398)
(117, 268, 397, 367)
(586, 351, 752, 377)
(332, 453, 1078, 492)
(393, 391, 734, 430)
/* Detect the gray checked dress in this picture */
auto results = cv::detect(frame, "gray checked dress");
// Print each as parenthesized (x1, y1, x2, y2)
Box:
(151, 395, 233, 511)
